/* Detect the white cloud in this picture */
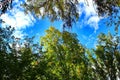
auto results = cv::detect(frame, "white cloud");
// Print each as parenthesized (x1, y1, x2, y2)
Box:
(1, 10, 35, 29)
(0, 0, 35, 38)
(87, 16, 99, 31)
(78, 0, 101, 32)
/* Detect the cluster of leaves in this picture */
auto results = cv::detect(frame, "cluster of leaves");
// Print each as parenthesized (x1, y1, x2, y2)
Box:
(40, 27, 90, 80)
(87, 32, 120, 80)
(0, 26, 41, 79)
(0, 26, 120, 80)
(0, 0, 13, 23)
(94, 0, 120, 32)
(0, 0, 13, 15)
(23, 0, 79, 28)
(94, 0, 120, 16)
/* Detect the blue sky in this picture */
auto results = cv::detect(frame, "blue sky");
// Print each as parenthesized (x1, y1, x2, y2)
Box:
(0, 0, 119, 48)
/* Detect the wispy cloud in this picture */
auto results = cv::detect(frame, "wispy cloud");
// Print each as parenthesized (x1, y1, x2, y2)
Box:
(0, 0, 35, 38)
(1, 10, 35, 29)
(87, 16, 99, 31)
(78, 0, 101, 32)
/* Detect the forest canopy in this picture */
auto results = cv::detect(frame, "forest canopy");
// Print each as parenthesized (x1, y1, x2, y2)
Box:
(0, 0, 120, 80)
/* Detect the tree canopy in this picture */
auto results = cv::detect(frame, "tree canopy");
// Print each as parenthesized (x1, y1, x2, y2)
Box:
(1, 0, 120, 28)
(87, 31, 120, 80)
(94, 0, 120, 16)
(40, 27, 90, 79)
(23, 0, 79, 28)
(0, 25, 120, 79)
(0, 0, 120, 80)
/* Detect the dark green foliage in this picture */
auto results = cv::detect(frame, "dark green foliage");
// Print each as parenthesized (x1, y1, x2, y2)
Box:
(0, 26, 14, 79)
(0, 26, 120, 80)
(87, 32, 120, 80)
(94, 0, 120, 16)
(0, 26, 41, 79)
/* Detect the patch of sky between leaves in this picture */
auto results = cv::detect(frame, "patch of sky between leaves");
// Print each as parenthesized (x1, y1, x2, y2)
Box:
(78, 0, 101, 33)
(0, 0, 101, 40)
(76, 0, 102, 48)
(0, 0, 36, 38)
